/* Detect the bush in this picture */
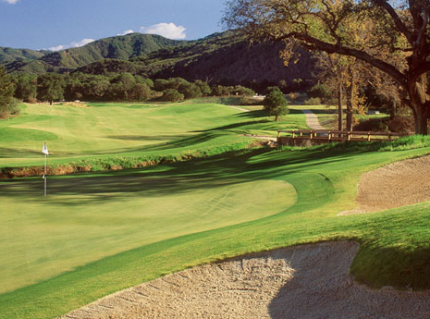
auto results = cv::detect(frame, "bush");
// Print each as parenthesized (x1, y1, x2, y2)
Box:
(239, 97, 262, 106)
(354, 116, 414, 134)
(307, 84, 332, 101)
(232, 85, 255, 96)
(304, 97, 322, 105)
(212, 85, 234, 96)
(354, 118, 389, 132)
(387, 116, 414, 134)
(7, 98, 21, 115)
(182, 84, 202, 99)
(133, 83, 151, 101)
(162, 89, 184, 102)
(263, 86, 289, 121)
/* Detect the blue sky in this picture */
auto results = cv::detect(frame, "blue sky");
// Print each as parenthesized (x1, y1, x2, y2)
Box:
(0, 0, 226, 51)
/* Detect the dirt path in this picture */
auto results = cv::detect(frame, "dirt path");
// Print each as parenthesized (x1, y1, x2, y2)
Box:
(340, 155, 430, 216)
(59, 241, 430, 319)
(301, 109, 325, 130)
(224, 104, 251, 112)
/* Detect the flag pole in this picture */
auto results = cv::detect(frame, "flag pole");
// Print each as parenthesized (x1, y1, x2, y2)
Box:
(44, 151, 47, 197)
(42, 141, 48, 197)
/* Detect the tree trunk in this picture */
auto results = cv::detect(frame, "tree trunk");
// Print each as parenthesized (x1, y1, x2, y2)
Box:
(408, 75, 430, 135)
(346, 84, 353, 131)
(345, 66, 355, 131)
(412, 103, 429, 135)
(337, 81, 343, 131)
(390, 99, 396, 120)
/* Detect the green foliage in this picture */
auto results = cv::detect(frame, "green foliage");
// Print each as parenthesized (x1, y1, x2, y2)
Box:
(232, 85, 255, 96)
(0, 66, 14, 116)
(133, 83, 151, 101)
(37, 73, 64, 104)
(11, 73, 37, 102)
(263, 86, 289, 121)
(304, 97, 322, 105)
(162, 88, 185, 102)
(307, 84, 332, 101)
(195, 80, 212, 96)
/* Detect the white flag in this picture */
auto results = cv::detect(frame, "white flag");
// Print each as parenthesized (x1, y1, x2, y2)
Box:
(42, 142, 49, 155)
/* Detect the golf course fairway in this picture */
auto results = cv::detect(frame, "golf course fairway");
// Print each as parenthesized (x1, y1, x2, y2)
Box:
(1, 100, 430, 319)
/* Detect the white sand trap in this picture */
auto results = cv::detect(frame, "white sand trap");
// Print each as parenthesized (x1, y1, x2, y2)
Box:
(59, 241, 430, 319)
(340, 155, 430, 216)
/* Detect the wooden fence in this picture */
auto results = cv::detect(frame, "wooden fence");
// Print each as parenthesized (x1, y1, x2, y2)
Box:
(277, 130, 405, 146)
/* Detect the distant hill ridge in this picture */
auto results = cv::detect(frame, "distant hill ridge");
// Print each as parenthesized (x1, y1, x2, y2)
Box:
(3, 33, 184, 73)
(2, 31, 317, 90)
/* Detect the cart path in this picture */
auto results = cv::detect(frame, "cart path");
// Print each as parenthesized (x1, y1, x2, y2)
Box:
(301, 109, 326, 130)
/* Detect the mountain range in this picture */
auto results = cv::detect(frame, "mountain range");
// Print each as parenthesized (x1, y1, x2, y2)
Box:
(1, 31, 317, 90)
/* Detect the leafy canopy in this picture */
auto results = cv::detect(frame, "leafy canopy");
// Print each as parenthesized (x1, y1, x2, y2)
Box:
(263, 86, 289, 121)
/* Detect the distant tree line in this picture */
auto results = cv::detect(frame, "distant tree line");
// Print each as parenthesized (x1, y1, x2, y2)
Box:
(9, 72, 256, 104)
(0, 66, 19, 118)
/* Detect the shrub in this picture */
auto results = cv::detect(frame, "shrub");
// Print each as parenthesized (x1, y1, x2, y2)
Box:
(263, 86, 289, 121)
(232, 85, 255, 96)
(239, 97, 262, 106)
(387, 116, 414, 134)
(7, 99, 21, 115)
(133, 83, 151, 101)
(307, 84, 332, 101)
(162, 89, 184, 102)
(182, 84, 202, 99)
(304, 97, 322, 105)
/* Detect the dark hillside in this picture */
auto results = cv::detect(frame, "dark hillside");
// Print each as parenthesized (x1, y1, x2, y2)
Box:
(78, 32, 317, 91)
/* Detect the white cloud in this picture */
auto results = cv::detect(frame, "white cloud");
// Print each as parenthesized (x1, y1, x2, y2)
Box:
(2, 0, 20, 4)
(48, 38, 95, 52)
(70, 38, 95, 48)
(117, 30, 135, 36)
(48, 44, 66, 52)
(140, 23, 186, 40)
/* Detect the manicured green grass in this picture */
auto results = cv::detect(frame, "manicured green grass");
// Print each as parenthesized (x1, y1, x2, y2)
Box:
(0, 176, 295, 294)
(1, 141, 430, 319)
(1, 100, 430, 319)
(0, 100, 307, 169)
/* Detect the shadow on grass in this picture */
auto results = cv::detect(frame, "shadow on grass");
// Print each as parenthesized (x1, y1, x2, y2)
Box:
(105, 134, 190, 142)
(0, 147, 42, 158)
(0, 146, 356, 206)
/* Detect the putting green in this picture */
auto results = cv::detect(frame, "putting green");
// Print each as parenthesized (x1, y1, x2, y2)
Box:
(0, 176, 296, 294)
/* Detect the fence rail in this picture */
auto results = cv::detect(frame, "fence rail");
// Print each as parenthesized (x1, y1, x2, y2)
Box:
(277, 129, 405, 145)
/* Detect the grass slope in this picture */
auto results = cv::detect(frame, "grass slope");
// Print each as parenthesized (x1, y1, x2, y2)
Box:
(1, 101, 430, 319)
(0, 100, 306, 169)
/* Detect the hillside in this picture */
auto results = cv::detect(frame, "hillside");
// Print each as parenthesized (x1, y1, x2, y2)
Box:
(0, 47, 48, 65)
(3, 31, 317, 90)
(78, 32, 318, 90)
(5, 33, 184, 73)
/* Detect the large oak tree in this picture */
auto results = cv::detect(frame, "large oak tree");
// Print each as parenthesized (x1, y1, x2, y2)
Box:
(224, 0, 430, 134)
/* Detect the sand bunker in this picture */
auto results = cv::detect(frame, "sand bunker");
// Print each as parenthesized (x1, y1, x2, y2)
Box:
(59, 241, 430, 319)
(340, 155, 430, 216)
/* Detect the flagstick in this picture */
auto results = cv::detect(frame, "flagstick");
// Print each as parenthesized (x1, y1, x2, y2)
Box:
(44, 152, 47, 197)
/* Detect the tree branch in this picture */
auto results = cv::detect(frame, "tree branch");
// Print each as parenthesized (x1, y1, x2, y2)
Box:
(371, 0, 413, 44)
(276, 32, 407, 87)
